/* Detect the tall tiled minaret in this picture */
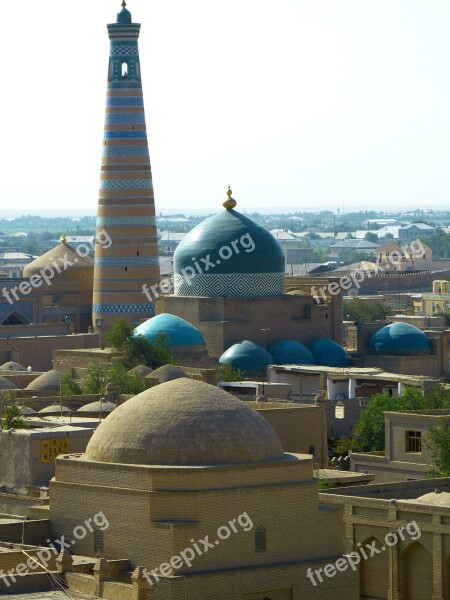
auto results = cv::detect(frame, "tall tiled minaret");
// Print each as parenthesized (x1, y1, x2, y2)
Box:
(93, 2, 160, 334)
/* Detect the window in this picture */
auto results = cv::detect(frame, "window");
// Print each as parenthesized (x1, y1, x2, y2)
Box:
(308, 445, 315, 457)
(94, 528, 104, 553)
(406, 431, 422, 453)
(255, 525, 266, 553)
(335, 401, 345, 419)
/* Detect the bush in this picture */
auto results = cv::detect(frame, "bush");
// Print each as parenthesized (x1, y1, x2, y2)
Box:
(1, 404, 27, 430)
(214, 363, 246, 385)
(61, 374, 82, 396)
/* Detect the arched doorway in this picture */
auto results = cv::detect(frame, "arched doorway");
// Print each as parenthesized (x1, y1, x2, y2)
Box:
(400, 541, 433, 600)
(359, 536, 388, 599)
(1, 312, 29, 326)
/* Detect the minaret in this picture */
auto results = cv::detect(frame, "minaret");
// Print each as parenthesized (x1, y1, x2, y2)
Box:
(93, 2, 160, 334)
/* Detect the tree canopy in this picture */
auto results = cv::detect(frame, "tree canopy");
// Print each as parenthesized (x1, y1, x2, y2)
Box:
(355, 384, 450, 452)
(344, 299, 390, 322)
(105, 318, 172, 370)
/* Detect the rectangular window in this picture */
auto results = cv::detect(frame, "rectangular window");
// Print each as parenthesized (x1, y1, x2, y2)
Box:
(406, 431, 422, 453)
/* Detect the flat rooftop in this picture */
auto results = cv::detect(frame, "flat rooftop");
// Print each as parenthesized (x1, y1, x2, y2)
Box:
(271, 364, 432, 385)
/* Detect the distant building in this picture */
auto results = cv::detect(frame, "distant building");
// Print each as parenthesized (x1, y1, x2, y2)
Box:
(0, 252, 35, 266)
(158, 231, 186, 255)
(330, 238, 378, 256)
(269, 228, 301, 243)
(398, 222, 436, 241)
(414, 279, 450, 316)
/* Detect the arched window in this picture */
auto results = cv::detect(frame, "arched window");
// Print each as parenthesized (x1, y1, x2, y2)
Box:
(121, 62, 128, 79)
(308, 444, 315, 457)
(255, 525, 266, 553)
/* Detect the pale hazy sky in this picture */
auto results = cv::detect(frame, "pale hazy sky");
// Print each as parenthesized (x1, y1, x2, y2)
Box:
(2, 1, 450, 214)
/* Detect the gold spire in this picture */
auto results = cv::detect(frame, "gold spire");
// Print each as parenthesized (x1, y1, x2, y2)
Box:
(222, 185, 237, 210)
(121, 0, 127, 8)
(61, 234, 67, 245)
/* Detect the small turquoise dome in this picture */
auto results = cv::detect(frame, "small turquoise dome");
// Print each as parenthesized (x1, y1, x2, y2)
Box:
(117, 2, 132, 24)
(173, 190, 285, 297)
(134, 313, 205, 347)
(369, 322, 431, 355)
(219, 340, 274, 373)
(308, 338, 347, 367)
(268, 340, 316, 365)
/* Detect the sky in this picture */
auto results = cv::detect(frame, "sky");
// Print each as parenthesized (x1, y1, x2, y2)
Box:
(2, 0, 450, 215)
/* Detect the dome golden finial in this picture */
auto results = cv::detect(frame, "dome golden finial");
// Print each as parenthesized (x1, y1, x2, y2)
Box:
(121, 0, 127, 8)
(223, 185, 237, 210)
(61, 234, 67, 245)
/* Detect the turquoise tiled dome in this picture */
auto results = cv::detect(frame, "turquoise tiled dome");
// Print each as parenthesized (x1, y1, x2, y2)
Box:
(369, 322, 431, 355)
(134, 313, 205, 347)
(219, 340, 274, 373)
(173, 190, 285, 297)
(268, 340, 316, 365)
(307, 338, 347, 367)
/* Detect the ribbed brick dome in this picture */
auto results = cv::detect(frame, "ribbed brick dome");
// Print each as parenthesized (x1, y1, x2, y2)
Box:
(85, 378, 284, 466)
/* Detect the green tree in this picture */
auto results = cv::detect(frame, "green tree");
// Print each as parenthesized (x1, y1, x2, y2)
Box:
(334, 437, 362, 454)
(344, 299, 390, 322)
(213, 363, 245, 385)
(60, 374, 82, 396)
(82, 363, 109, 394)
(81, 362, 146, 395)
(105, 318, 172, 370)
(355, 388, 427, 451)
(364, 232, 379, 243)
(426, 423, 450, 478)
(107, 364, 146, 395)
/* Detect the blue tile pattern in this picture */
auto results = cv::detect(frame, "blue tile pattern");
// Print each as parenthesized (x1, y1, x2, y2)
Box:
(104, 131, 148, 139)
(100, 179, 152, 189)
(96, 216, 156, 226)
(106, 97, 144, 107)
(102, 145, 149, 157)
(93, 303, 155, 313)
(105, 113, 146, 125)
(110, 46, 138, 56)
(94, 256, 159, 267)
(174, 272, 284, 297)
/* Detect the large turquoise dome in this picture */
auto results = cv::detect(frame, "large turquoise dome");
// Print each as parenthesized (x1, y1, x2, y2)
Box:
(134, 313, 205, 347)
(219, 340, 274, 374)
(173, 190, 285, 297)
(369, 322, 431, 355)
(307, 338, 347, 367)
(268, 340, 316, 365)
